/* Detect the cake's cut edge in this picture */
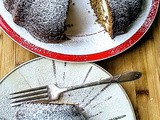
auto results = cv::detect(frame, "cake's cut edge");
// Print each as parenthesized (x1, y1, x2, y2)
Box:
(90, 0, 114, 38)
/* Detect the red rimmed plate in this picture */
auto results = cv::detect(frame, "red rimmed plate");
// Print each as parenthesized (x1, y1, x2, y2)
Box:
(0, 0, 159, 62)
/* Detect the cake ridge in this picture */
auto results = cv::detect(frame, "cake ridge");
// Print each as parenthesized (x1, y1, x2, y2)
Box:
(3, 0, 69, 43)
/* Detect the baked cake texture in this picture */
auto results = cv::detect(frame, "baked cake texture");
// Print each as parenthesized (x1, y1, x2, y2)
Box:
(15, 102, 87, 120)
(3, 0, 143, 42)
(90, 0, 143, 38)
(3, 0, 69, 43)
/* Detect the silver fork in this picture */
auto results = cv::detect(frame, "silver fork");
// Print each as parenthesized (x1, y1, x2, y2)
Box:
(10, 71, 142, 106)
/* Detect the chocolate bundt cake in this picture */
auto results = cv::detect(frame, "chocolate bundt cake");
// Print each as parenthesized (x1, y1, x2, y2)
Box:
(90, 0, 143, 38)
(3, 0, 69, 43)
(3, 0, 143, 42)
(15, 102, 87, 120)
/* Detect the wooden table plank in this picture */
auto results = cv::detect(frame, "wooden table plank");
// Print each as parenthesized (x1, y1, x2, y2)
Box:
(0, 30, 37, 78)
(0, 29, 16, 78)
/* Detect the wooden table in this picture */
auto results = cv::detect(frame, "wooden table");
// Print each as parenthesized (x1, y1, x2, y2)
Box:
(0, 9, 160, 120)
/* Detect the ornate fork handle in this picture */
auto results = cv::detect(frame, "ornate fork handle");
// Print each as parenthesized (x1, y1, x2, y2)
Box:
(66, 71, 142, 91)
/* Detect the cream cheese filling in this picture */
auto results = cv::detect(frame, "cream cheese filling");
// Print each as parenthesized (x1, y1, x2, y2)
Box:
(101, 0, 110, 29)
(102, 0, 109, 19)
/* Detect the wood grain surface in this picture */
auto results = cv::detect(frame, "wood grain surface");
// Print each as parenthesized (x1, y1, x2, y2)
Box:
(0, 8, 160, 120)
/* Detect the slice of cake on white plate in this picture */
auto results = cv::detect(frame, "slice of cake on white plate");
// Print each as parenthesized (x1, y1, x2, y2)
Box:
(15, 102, 87, 120)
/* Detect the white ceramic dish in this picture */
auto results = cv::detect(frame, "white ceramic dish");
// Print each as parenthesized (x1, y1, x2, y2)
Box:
(0, 0, 159, 62)
(0, 57, 136, 119)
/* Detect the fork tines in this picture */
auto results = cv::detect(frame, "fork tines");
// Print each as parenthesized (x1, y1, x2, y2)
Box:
(10, 86, 48, 106)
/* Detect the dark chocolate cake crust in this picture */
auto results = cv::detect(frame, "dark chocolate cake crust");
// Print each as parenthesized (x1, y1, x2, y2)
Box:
(3, 0, 69, 43)
(108, 0, 143, 38)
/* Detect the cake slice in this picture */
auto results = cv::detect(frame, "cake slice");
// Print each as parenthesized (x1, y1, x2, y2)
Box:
(15, 102, 87, 120)
(3, 0, 69, 43)
(90, 0, 143, 38)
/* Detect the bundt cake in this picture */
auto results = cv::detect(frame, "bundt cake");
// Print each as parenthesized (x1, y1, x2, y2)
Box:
(90, 0, 143, 38)
(3, 0, 69, 43)
(15, 102, 87, 120)
(3, 0, 143, 42)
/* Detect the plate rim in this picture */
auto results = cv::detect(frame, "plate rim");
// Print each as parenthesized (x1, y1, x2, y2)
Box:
(0, 57, 136, 119)
(0, 0, 159, 63)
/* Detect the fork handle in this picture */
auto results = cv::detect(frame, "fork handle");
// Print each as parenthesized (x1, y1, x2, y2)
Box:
(66, 71, 142, 91)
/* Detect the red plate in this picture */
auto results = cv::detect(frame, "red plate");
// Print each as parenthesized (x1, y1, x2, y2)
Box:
(0, 0, 159, 62)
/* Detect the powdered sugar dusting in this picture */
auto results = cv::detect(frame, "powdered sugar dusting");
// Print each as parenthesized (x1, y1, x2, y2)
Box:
(4, 0, 69, 42)
(15, 103, 86, 120)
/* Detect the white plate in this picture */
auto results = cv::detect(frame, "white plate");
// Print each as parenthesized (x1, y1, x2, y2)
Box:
(0, 57, 135, 120)
(0, 0, 159, 62)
